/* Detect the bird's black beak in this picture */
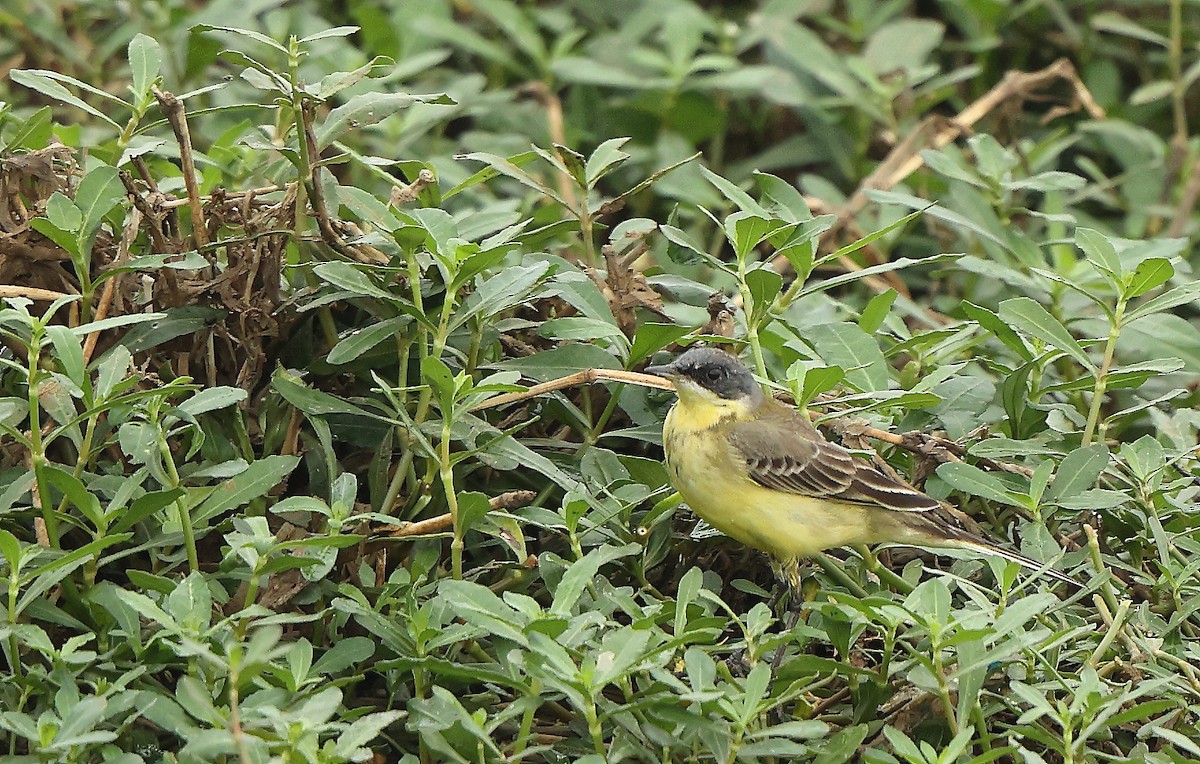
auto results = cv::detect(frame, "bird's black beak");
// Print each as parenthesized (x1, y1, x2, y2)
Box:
(645, 361, 677, 378)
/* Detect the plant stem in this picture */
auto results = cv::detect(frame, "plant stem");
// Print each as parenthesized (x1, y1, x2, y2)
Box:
(440, 418, 463, 580)
(159, 429, 199, 573)
(584, 696, 605, 757)
(1082, 301, 1124, 446)
(26, 331, 59, 549)
(931, 637, 959, 734)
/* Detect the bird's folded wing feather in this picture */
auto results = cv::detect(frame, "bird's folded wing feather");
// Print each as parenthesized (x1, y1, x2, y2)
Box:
(726, 412, 942, 513)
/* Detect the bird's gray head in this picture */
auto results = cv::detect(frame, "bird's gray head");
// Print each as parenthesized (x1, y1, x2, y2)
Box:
(646, 348, 763, 403)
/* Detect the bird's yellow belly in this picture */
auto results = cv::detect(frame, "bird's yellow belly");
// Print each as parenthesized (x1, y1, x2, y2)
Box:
(664, 407, 875, 560)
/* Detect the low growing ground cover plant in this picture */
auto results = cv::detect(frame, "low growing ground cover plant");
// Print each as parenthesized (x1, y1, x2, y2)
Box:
(3, 2, 1200, 762)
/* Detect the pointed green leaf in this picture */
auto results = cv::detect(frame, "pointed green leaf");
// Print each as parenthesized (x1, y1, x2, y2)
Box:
(936, 462, 1023, 507)
(998, 297, 1093, 370)
(1124, 257, 1174, 298)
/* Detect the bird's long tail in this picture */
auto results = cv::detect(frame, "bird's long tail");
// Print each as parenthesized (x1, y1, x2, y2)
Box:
(893, 504, 1081, 588)
(945, 536, 1080, 589)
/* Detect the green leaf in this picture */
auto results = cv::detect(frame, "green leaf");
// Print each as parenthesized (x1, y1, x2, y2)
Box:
(459, 150, 569, 207)
(191, 23, 290, 53)
(1092, 11, 1169, 46)
(438, 579, 528, 646)
(72, 312, 165, 336)
(699, 166, 770, 217)
(804, 322, 888, 392)
(192, 456, 301, 525)
(74, 164, 125, 244)
(797, 255, 957, 301)
(858, 289, 897, 334)
(45, 192, 82, 232)
(328, 317, 411, 365)
(539, 317, 626, 345)
(725, 213, 778, 260)
(177, 386, 247, 416)
(936, 462, 1023, 507)
(4, 106, 52, 151)
(584, 137, 631, 188)
(318, 91, 454, 149)
(456, 261, 551, 326)
(0, 529, 23, 573)
(798, 365, 845, 405)
(500, 343, 620, 383)
(1045, 445, 1109, 503)
(298, 25, 359, 44)
(753, 172, 812, 222)
(550, 544, 639, 615)
(312, 636, 375, 675)
(961, 301, 1031, 360)
(9, 69, 124, 127)
(1124, 281, 1200, 325)
(744, 267, 783, 320)
(42, 466, 103, 528)
(1076, 227, 1123, 283)
(421, 356, 456, 411)
(127, 34, 162, 101)
(45, 324, 85, 388)
(1124, 257, 1174, 298)
(316, 56, 396, 100)
(119, 306, 225, 354)
(818, 205, 930, 265)
(629, 323, 692, 366)
(659, 223, 712, 266)
(272, 372, 392, 422)
(112, 489, 185, 535)
(998, 297, 1093, 370)
(166, 571, 212, 631)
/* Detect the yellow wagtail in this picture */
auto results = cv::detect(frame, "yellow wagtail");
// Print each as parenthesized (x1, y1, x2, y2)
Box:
(646, 347, 1075, 587)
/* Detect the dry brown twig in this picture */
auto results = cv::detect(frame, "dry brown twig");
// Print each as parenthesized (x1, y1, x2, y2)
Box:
(376, 490, 539, 538)
(0, 286, 70, 301)
(82, 206, 142, 365)
(298, 102, 389, 266)
(389, 169, 436, 207)
(151, 86, 208, 250)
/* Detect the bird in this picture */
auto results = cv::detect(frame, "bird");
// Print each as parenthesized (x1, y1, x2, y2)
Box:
(645, 346, 1076, 589)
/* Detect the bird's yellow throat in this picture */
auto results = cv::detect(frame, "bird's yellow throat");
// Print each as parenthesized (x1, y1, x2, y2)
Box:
(666, 379, 757, 433)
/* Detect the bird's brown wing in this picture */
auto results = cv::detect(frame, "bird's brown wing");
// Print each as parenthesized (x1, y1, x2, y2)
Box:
(726, 405, 1080, 587)
(725, 407, 942, 513)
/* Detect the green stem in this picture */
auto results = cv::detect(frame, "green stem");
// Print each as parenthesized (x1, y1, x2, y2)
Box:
(511, 680, 541, 757)
(1169, 0, 1187, 145)
(1082, 301, 1124, 446)
(854, 545, 914, 593)
(5, 568, 22, 684)
(931, 637, 959, 734)
(579, 200, 596, 266)
(586, 383, 625, 445)
(440, 418, 462, 580)
(584, 696, 605, 757)
(287, 37, 311, 241)
(27, 332, 59, 549)
(737, 259, 770, 380)
(159, 430, 199, 573)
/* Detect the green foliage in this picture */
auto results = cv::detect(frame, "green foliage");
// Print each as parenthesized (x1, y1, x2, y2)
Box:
(4, 1, 1200, 761)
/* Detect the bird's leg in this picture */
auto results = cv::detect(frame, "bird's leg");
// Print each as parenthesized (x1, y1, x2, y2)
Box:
(767, 558, 820, 722)
(769, 558, 809, 674)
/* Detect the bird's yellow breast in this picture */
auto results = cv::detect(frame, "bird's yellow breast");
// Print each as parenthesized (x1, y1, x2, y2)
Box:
(662, 395, 878, 561)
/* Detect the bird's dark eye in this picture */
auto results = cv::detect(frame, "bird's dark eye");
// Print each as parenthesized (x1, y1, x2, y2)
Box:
(704, 366, 723, 382)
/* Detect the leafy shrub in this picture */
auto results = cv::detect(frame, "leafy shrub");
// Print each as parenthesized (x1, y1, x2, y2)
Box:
(2, 2, 1200, 762)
